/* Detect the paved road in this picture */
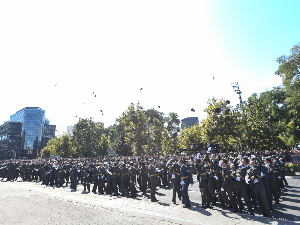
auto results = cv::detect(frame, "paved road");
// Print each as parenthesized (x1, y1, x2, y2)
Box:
(0, 176, 299, 225)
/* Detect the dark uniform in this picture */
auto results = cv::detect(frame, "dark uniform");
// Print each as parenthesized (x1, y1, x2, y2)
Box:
(148, 162, 158, 202)
(208, 159, 220, 205)
(71, 164, 78, 191)
(63, 163, 70, 187)
(234, 163, 254, 215)
(221, 166, 237, 211)
(140, 163, 148, 196)
(129, 165, 137, 197)
(247, 163, 272, 217)
(57, 164, 64, 187)
(106, 166, 113, 195)
(120, 164, 129, 196)
(196, 162, 210, 208)
(180, 163, 193, 208)
(112, 164, 120, 196)
(98, 165, 106, 194)
(82, 166, 90, 193)
(265, 162, 279, 204)
(91, 165, 98, 193)
(170, 162, 182, 204)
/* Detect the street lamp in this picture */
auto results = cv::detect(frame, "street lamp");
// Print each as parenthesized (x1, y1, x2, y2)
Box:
(231, 81, 251, 150)
(231, 82, 242, 104)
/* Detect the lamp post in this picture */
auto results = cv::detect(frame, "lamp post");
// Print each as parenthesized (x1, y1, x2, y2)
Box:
(231, 81, 251, 150)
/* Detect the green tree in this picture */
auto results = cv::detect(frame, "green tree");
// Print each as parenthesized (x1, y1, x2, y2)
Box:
(275, 43, 300, 146)
(202, 98, 238, 151)
(179, 122, 204, 150)
(72, 118, 104, 157)
(122, 103, 148, 155)
(94, 134, 112, 157)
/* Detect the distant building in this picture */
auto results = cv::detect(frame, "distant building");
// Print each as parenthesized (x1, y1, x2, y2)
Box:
(0, 107, 56, 159)
(0, 121, 22, 159)
(97, 122, 104, 126)
(67, 126, 74, 136)
(181, 117, 199, 128)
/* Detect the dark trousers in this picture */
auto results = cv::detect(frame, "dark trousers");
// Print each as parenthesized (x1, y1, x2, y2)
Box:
(92, 178, 98, 193)
(141, 174, 147, 195)
(262, 178, 273, 210)
(120, 178, 129, 195)
(106, 179, 112, 194)
(71, 175, 77, 190)
(83, 177, 90, 192)
(268, 180, 279, 203)
(253, 183, 272, 217)
(113, 177, 119, 195)
(172, 178, 181, 203)
(200, 179, 210, 207)
(150, 177, 157, 201)
(182, 181, 191, 207)
(221, 183, 237, 210)
(275, 178, 281, 197)
(235, 183, 254, 214)
(247, 184, 257, 207)
(98, 178, 105, 194)
(130, 179, 136, 197)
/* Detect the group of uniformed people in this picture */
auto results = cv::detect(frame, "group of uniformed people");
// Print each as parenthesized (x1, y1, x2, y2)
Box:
(0, 151, 289, 218)
(195, 153, 288, 218)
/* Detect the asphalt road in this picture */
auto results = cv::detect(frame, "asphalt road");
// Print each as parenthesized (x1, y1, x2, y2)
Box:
(0, 176, 299, 225)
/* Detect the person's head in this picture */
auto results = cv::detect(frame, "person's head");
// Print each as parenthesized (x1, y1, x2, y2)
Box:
(230, 164, 236, 171)
(241, 158, 248, 167)
(265, 158, 272, 165)
(178, 159, 184, 166)
(211, 154, 216, 160)
(250, 159, 257, 167)
(222, 159, 227, 167)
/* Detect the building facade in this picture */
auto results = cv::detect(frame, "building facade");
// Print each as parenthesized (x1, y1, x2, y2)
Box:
(181, 117, 199, 128)
(0, 107, 56, 159)
(10, 107, 46, 151)
(0, 122, 22, 159)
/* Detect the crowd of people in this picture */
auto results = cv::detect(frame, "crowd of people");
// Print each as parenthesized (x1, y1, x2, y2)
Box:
(0, 149, 295, 218)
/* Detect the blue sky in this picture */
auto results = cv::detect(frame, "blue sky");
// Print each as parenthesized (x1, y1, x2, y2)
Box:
(0, 1, 299, 135)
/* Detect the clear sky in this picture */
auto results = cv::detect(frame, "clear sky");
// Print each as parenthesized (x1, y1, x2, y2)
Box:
(1, 0, 299, 135)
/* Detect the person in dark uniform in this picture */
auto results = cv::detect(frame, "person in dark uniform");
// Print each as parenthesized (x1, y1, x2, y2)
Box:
(26, 161, 32, 182)
(257, 157, 273, 211)
(170, 160, 182, 204)
(196, 158, 211, 208)
(264, 158, 280, 204)
(140, 162, 148, 196)
(91, 163, 98, 194)
(220, 159, 238, 212)
(105, 163, 113, 195)
(63, 162, 70, 187)
(71, 162, 78, 191)
(120, 163, 129, 196)
(7, 160, 14, 181)
(57, 161, 64, 187)
(233, 157, 254, 215)
(273, 156, 282, 197)
(112, 162, 120, 196)
(98, 163, 106, 194)
(207, 154, 220, 205)
(247, 159, 272, 218)
(129, 162, 137, 198)
(148, 159, 159, 202)
(81, 163, 90, 193)
(179, 159, 193, 208)
(279, 158, 288, 187)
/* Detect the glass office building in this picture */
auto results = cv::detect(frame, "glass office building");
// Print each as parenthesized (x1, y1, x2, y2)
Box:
(10, 107, 46, 150)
